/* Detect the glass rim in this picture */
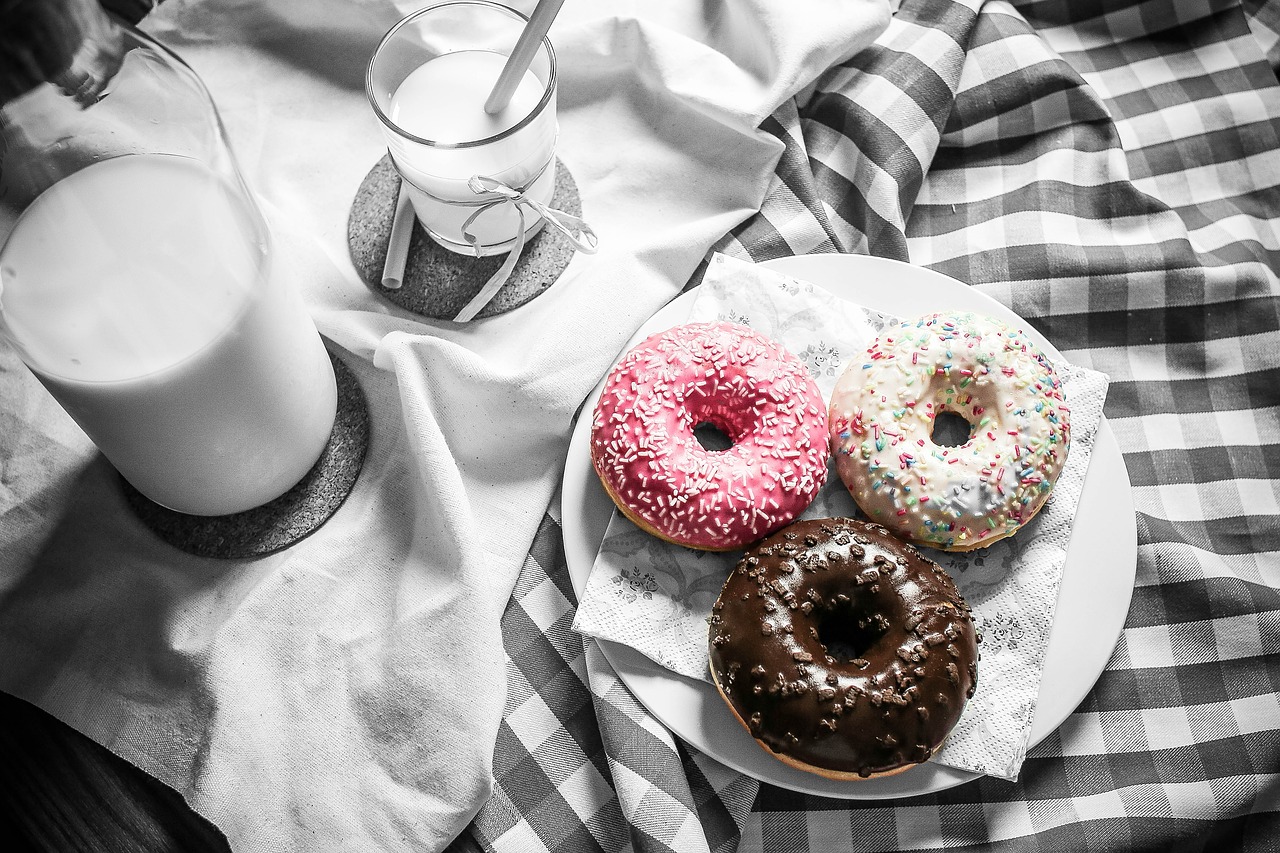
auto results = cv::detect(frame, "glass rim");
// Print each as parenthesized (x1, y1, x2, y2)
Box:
(365, 0, 558, 150)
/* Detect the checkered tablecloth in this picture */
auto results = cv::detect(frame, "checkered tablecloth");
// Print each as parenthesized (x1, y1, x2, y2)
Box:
(456, 1, 1280, 850)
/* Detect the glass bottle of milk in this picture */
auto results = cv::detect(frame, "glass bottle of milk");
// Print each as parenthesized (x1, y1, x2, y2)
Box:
(0, 0, 338, 517)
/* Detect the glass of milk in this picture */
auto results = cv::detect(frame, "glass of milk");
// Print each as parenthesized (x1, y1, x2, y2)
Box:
(0, 6, 338, 518)
(366, 1, 558, 256)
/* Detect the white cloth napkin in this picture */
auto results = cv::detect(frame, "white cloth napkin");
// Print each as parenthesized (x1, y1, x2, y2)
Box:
(572, 253, 1111, 780)
(0, 2, 891, 852)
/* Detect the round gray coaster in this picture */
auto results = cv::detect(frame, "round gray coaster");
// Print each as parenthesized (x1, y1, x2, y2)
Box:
(348, 155, 580, 320)
(121, 349, 370, 560)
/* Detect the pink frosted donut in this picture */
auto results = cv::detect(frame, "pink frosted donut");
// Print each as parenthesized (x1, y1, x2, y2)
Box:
(590, 321, 829, 551)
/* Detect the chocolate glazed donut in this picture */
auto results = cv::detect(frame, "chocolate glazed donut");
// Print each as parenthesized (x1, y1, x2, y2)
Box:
(708, 518, 980, 780)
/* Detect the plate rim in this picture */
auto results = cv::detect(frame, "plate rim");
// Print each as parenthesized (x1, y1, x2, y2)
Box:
(561, 253, 1137, 799)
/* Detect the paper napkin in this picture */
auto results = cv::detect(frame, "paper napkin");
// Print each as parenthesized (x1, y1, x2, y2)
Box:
(572, 253, 1111, 780)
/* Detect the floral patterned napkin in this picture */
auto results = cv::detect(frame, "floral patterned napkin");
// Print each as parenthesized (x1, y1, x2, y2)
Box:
(571, 253, 1110, 780)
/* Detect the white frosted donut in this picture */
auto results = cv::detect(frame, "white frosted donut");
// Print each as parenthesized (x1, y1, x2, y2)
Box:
(828, 312, 1071, 552)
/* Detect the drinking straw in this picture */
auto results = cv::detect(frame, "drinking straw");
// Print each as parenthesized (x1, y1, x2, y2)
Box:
(484, 0, 565, 115)
(381, 179, 413, 289)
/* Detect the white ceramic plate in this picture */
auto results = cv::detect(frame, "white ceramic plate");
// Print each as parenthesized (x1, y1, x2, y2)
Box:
(561, 254, 1137, 799)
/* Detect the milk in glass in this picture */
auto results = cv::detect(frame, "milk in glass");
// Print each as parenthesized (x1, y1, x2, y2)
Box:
(0, 154, 337, 516)
(379, 47, 556, 252)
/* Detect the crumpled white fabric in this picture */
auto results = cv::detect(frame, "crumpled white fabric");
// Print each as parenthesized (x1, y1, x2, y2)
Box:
(572, 253, 1111, 780)
(0, 2, 890, 851)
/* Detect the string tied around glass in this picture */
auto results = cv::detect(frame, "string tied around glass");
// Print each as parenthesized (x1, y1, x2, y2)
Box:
(447, 171, 596, 321)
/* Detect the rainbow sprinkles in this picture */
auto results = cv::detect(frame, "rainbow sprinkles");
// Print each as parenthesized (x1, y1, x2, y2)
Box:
(828, 312, 1071, 552)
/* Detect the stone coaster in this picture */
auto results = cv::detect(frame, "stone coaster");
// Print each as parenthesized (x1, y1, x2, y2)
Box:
(348, 155, 580, 320)
(122, 349, 370, 560)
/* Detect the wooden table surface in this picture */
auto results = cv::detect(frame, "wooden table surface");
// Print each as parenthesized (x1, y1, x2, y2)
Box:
(0, 691, 231, 852)
(0, 691, 489, 852)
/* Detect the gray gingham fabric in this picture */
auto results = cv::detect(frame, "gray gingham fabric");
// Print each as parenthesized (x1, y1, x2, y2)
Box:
(459, 0, 1280, 850)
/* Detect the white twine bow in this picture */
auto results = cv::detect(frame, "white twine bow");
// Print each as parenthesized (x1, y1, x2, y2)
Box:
(452, 173, 598, 322)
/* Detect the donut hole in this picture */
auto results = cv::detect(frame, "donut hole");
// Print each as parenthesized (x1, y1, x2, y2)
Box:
(931, 410, 973, 447)
(693, 421, 734, 452)
(816, 604, 889, 663)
